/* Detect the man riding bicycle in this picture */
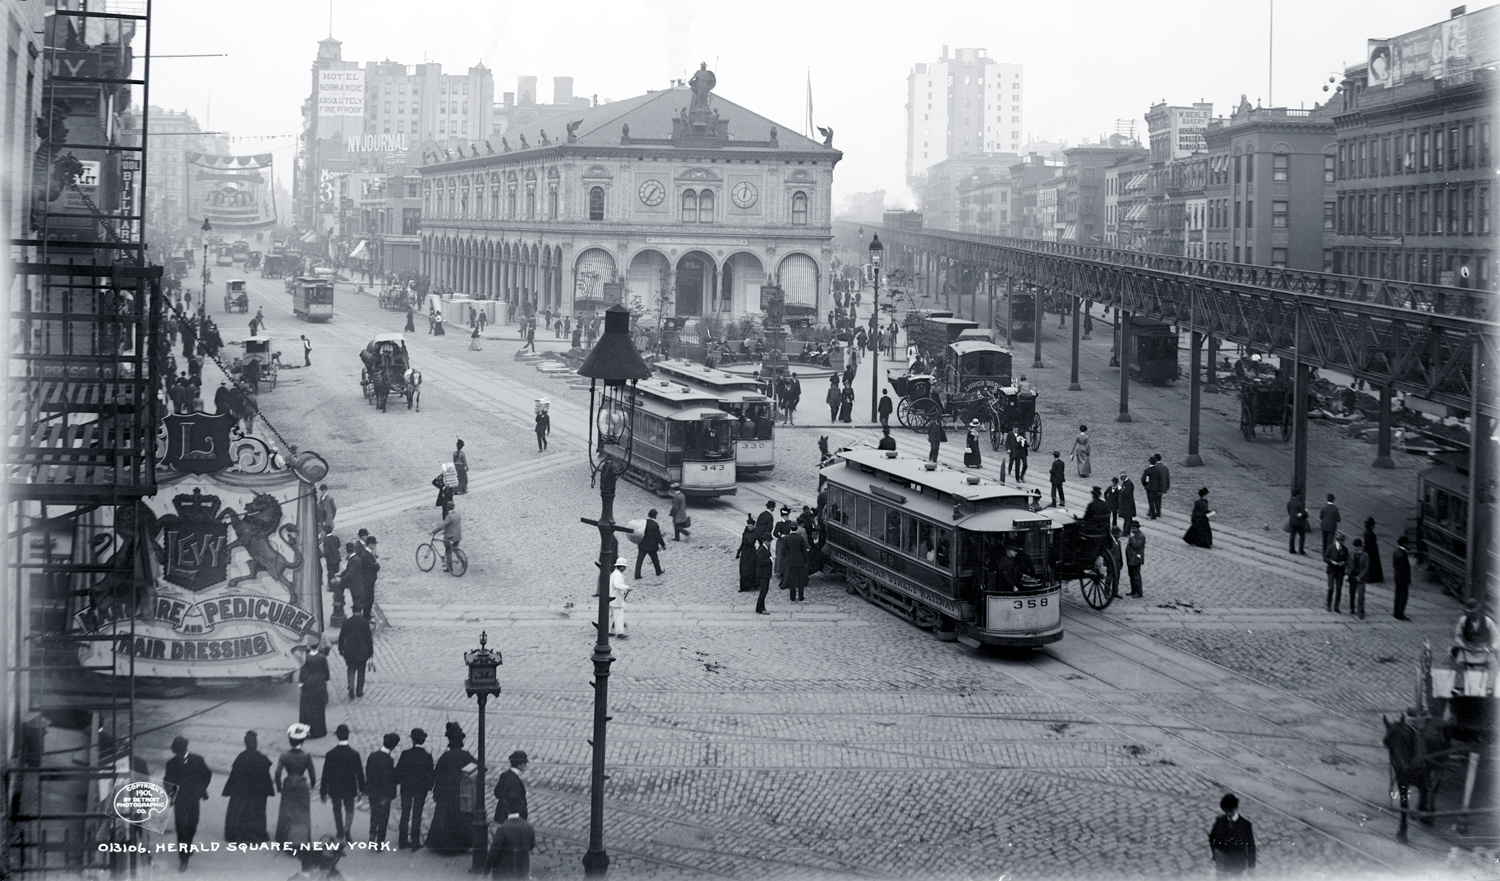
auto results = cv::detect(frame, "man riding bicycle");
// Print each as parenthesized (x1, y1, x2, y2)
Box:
(431, 503, 463, 572)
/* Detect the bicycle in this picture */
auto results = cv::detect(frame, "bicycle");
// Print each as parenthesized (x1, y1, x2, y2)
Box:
(415, 536, 467, 576)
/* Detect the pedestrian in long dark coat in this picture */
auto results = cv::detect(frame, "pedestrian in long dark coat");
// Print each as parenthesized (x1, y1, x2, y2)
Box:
(425, 723, 477, 855)
(753, 541, 774, 614)
(492, 751, 528, 820)
(781, 530, 810, 601)
(1184, 487, 1214, 548)
(396, 727, 434, 849)
(1362, 517, 1384, 583)
(1118, 475, 1138, 526)
(484, 813, 536, 879)
(223, 730, 274, 844)
(163, 735, 213, 871)
(365, 732, 401, 846)
(838, 383, 855, 423)
(320, 724, 365, 841)
(1208, 793, 1256, 876)
(825, 377, 840, 421)
(964, 421, 983, 468)
(337, 614, 374, 700)
(1392, 537, 1412, 620)
(735, 515, 757, 592)
(297, 638, 330, 739)
(927, 418, 947, 463)
(404, 309, 416, 332)
(635, 509, 665, 579)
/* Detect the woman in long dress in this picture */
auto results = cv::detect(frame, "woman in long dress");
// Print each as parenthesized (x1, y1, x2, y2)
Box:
(274, 725, 316, 849)
(1070, 425, 1092, 478)
(223, 730, 274, 844)
(1183, 487, 1214, 548)
(425, 722, 478, 855)
(1362, 517, 1385, 583)
(735, 516, 757, 592)
(404, 309, 416, 333)
(433, 315, 447, 336)
(964, 421, 983, 468)
(837, 383, 854, 423)
(297, 639, 330, 740)
(468, 322, 483, 351)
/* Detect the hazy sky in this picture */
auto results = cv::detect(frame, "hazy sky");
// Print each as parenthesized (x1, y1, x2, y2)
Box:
(143, 0, 1455, 208)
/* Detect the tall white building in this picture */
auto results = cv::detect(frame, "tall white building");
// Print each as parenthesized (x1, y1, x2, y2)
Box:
(905, 47, 1024, 182)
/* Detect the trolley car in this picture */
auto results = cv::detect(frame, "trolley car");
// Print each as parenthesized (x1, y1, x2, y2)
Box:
(607, 379, 738, 497)
(291, 277, 335, 321)
(1123, 316, 1180, 384)
(1008, 288, 1038, 342)
(819, 449, 1074, 648)
(1413, 452, 1499, 595)
(650, 359, 776, 475)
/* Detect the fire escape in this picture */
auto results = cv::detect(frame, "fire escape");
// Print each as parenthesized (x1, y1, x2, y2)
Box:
(5, 1, 159, 875)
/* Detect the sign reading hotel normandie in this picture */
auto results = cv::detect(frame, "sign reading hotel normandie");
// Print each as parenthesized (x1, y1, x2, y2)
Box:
(318, 69, 366, 117)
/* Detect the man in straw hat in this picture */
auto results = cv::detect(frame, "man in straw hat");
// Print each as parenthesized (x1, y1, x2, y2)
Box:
(609, 558, 632, 637)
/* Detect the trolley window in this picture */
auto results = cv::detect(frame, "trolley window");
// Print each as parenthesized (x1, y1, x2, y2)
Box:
(681, 420, 734, 459)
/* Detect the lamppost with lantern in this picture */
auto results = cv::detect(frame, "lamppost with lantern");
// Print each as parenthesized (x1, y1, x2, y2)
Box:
(464, 631, 503, 873)
(577, 304, 652, 877)
(867, 234, 883, 422)
(199, 217, 212, 320)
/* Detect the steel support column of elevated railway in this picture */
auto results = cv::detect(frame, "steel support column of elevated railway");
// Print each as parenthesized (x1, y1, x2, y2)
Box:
(1117, 310, 1132, 423)
(1068, 294, 1082, 392)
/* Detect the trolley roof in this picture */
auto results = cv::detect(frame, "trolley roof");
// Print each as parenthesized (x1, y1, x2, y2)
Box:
(949, 340, 1012, 358)
(633, 399, 734, 422)
(651, 360, 772, 403)
(1418, 462, 1469, 495)
(632, 378, 726, 407)
(824, 450, 1070, 530)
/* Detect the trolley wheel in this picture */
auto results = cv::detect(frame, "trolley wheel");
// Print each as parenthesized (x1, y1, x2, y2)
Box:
(1240, 399, 1256, 441)
(1029, 412, 1042, 451)
(908, 397, 942, 432)
(1079, 558, 1114, 610)
(912, 604, 940, 630)
(447, 547, 468, 577)
(415, 542, 436, 572)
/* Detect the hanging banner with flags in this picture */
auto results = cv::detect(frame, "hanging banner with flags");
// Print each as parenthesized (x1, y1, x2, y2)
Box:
(186, 152, 277, 229)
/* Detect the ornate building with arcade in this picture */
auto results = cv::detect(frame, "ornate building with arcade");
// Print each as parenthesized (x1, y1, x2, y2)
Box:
(417, 66, 842, 324)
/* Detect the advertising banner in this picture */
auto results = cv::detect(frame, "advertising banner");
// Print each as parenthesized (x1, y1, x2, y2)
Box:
(318, 69, 365, 117)
(186, 152, 276, 228)
(1170, 108, 1210, 158)
(1374, 6, 1496, 88)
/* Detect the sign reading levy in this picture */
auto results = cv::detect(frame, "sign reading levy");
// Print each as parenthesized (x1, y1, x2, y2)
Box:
(319, 69, 365, 117)
(75, 472, 319, 678)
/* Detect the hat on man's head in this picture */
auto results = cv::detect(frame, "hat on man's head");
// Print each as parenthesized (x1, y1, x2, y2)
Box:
(383, 732, 402, 749)
(509, 750, 528, 766)
(670, 482, 681, 489)
(335, 724, 351, 740)
(614, 558, 628, 568)
(410, 728, 428, 744)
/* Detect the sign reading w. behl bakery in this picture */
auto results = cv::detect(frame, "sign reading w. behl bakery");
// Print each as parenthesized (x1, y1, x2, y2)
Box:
(75, 414, 322, 678)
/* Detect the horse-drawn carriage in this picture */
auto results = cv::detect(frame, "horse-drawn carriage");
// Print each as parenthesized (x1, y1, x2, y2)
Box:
(888, 338, 1039, 448)
(231, 336, 278, 391)
(224, 279, 249, 313)
(379, 286, 413, 311)
(359, 333, 421, 411)
(262, 254, 285, 279)
(1240, 379, 1292, 441)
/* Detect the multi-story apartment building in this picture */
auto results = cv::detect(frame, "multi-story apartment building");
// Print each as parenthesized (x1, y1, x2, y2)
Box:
(1331, 4, 1496, 288)
(1109, 155, 1153, 250)
(957, 170, 1010, 236)
(1060, 139, 1144, 244)
(906, 46, 1024, 182)
(299, 37, 495, 234)
(1204, 97, 1337, 270)
(1037, 176, 1064, 241)
(122, 107, 219, 241)
(916, 153, 1017, 231)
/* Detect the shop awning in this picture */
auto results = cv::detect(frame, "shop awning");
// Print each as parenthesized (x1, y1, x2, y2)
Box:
(348, 240, 369, 260)
(299, 231, 317, 243)
(1062, 222, 1078, 241)
(1126, 172, 1150, 191)
(1126, 202, 1149, 221)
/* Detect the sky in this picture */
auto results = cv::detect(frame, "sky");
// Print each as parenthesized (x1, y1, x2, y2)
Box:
(141, 0, 1462, 210)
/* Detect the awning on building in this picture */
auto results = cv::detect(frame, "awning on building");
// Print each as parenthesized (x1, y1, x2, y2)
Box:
(299, 231, 317, 243)
(348, 240, 369, 260)
(1062, 222, 1078, 241)
(1125, 202, 1149, 221)
(1126, 172, 1150, 191)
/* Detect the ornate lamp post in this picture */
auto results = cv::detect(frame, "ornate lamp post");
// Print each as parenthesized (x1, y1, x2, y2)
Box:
(464, 632, 503, 872)
(867, 234, 883, 422)
(199, 217, 212, 320)
(577, 304, 652, 877)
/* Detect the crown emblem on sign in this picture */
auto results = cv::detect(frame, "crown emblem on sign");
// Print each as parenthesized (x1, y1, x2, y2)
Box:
(171, 488, 223, 524)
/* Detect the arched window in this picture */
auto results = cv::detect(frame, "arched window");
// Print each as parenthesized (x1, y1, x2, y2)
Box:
(507, 188, 517, 218)
(526, 186, 536, 219)
(681, 189, 698, 223)
(548, 186, 559, 220)
(698, 189, 715, 223)
(490, 190, 499, 218)
(589, 187, 605, 221)
(792, 191, 808, 225)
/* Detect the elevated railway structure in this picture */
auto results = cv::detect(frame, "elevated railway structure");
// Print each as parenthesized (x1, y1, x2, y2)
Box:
(837, 222, 1495, 599)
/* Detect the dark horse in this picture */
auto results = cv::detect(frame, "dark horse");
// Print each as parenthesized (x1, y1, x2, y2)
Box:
(1383, 713, 1448, 842)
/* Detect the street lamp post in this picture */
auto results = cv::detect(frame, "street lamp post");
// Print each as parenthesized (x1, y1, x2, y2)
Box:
(867, 235, 883, 423)
(577, 304, 652, 878)
(200, 217, 212, 320)
(463, 632, 503, 873)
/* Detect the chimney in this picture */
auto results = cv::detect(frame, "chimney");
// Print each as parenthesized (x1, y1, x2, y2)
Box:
(941, 45, 949, 59)
(517, 76, 537, 105)
(553, 76, 573, 105)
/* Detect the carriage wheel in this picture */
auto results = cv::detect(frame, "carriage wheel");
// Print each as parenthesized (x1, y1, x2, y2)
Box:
(990, 419, 1004, 451)
(1079, 555, 1115, 610)
(908, 397, 942, 432)
(1029, 413, 1042, 451)
(1240, 399, 1256, 441)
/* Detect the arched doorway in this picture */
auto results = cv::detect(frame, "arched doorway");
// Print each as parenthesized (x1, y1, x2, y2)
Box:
(723, 252, 766, 317)
(778, 252, 820, 317)
(627, 249, 671, 316)
(674, 250, 717, 318)
(574, 248, 615, 316)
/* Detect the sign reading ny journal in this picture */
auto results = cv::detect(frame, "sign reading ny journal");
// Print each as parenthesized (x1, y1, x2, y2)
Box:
(318, 69, 365, 117)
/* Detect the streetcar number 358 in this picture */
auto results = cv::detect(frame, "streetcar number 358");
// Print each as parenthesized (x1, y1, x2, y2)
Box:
(1012, 598, 1049, 609)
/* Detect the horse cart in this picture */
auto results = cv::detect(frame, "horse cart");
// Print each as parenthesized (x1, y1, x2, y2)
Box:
(1384, 640, 1497, 841)
(262, 254, 285, 279)
(359, 333, 421, 411)
(224, 279, 249, 313)
(379, 286, 413, 311)
(1240, 380, 1292, 441)
(235, 336, 278, 392)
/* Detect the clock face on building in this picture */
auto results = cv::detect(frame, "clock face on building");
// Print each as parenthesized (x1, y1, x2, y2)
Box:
(731, 182, 759, 209)
(638, 179, 665, 206)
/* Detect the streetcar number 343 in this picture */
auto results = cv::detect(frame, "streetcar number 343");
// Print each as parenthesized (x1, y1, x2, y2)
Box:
(698, 464, 726, 472)
(1012, 597, 1050, 609)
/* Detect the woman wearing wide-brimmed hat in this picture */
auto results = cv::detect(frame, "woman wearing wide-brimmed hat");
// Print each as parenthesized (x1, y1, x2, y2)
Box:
(964, 419, 984, 469)
(425, 722, 478, 855)
(274, 723, 317, 848)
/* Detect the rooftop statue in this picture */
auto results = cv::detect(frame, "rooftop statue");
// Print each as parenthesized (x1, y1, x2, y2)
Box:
(566, 119, 582, 143)
(689, 62, 716, 111)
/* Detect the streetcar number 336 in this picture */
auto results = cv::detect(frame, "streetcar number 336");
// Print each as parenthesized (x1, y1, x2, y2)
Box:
(1012, 598, 1050, 609)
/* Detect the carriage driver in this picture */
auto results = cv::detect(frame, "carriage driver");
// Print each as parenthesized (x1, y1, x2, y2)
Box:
(1453, 600, 1499, 671)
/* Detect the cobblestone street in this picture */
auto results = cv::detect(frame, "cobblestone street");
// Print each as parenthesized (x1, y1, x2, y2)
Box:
(124, 278, 1493, 881)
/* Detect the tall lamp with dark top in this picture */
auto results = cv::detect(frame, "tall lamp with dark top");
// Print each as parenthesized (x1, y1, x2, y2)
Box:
(867, 234, 883, 422)
(577, 304, 652, 876)
(200, 217, 212, 320)
(464, 632, 503, 872)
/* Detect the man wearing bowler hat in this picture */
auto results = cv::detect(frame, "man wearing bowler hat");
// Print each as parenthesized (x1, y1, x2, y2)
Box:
(396, 728, 433, 849)
(492, 750, 529, 820)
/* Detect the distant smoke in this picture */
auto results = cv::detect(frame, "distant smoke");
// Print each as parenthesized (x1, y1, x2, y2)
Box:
(644, 0, 695, 83)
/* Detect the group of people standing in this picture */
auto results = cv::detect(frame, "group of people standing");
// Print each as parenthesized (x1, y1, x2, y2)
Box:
(737, 500, 819, 613)
(1301, 492, 1411, 620)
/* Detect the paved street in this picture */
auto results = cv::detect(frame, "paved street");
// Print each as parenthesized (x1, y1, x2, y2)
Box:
(131, 276, 1491, 881)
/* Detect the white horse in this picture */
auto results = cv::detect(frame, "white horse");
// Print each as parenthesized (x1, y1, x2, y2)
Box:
(404, 368, 423, 411)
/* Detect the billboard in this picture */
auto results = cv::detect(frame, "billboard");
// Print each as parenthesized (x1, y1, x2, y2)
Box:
(1170, 107, 1210, 158)
(186, 152, 276, 228)
(1369, 6, 1498, 88)
(318, 69, 365, 117)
